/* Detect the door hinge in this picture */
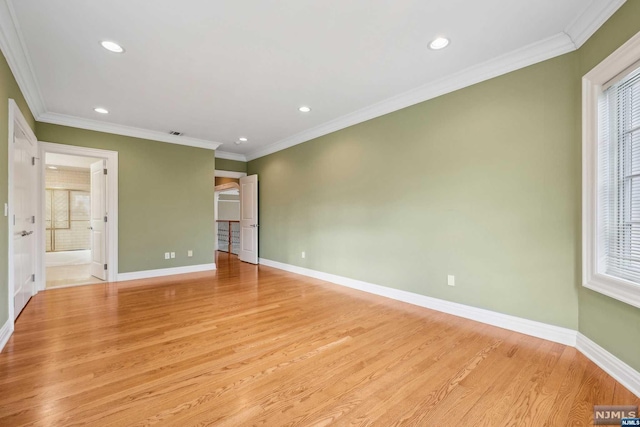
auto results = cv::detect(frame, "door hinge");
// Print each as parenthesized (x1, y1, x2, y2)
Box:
(31, 215, 35, 224)
(104, 264, 107, 270)
(104, 216, 108, 223)
(103, 168, 107, 175)
(32, 157, 35, 166)
(31, 274, 35, 282)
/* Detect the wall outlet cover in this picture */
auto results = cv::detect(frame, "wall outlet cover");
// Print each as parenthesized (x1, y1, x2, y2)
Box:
(447, 275, 455, 287)
(188, 250, 193, 257)
(171, 252, 176, 259)
(301, 251, 306, 259)
(164, 252, 170, 260)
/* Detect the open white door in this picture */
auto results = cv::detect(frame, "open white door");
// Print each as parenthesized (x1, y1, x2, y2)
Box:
(239, 174, 258, 264)
(90, 160, 107, 280)
(13, 126, 37, 319)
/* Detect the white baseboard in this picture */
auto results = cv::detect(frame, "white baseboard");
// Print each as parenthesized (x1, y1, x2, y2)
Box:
(577, 333, 640, 398)
(259, 258, 640, 397)
(117, 263, 217, 282)
(0, 318, 14, 352)
(259, 258, 577, 346)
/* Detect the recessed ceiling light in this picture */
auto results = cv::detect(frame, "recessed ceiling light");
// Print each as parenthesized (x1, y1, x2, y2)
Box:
(47, 166, 57, 170)
(94, 107, 109, 114)
(298, 106, 311, 113)
(239, 137, 248, 142)
(100, 41, 125, 53)
(429, 37, 450, 50)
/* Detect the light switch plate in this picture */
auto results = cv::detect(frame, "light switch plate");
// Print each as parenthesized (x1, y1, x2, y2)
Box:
(170, 252, 175, 259)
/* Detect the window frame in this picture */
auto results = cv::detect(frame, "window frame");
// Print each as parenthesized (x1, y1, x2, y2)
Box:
(583, 30, 640, 309)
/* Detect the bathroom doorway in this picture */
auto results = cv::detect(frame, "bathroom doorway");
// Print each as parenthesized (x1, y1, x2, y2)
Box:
(39, 143, 119, 290)
(44, 153, 103, 288)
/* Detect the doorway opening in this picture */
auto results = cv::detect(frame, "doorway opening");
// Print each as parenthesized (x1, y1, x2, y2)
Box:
(215, 172, 243, 258)
(216, 185, 240, 255)
(44, 153, 104, 288)
(39, 143, 119, 290)
(213, 169, 259, 265)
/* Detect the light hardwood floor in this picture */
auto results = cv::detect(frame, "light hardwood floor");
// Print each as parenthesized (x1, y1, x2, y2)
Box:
(0, 252, 638, 426)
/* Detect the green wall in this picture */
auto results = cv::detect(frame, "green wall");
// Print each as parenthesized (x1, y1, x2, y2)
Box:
(249, 2, 640, 371)
(249, 51, 581, 329)
(37, 123, 215, 273)
(215, 158, 247, 173)
(0, 51, 35, 327)
(576, 1, 640, 372)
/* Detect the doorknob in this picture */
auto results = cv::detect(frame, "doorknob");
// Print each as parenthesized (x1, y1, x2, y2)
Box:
(250, 224, 260, 228)
(20, 230, 33, 237)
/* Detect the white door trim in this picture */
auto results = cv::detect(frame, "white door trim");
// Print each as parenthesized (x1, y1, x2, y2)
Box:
(38, 141, 119, 288)
(215, 170, 246, 179)
(7, 99, 39, 326)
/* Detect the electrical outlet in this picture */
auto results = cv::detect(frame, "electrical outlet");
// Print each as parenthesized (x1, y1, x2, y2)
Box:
(447, 275, 455, 287)
(170, 252, 176, 259)
(301, 251, 306, 259)
(164, 252, 170, 260)
(187, 250, 193, 257)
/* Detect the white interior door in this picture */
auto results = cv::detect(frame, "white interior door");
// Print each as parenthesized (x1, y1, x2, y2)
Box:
(239, 174, 258, 264)
(90, 160, 107, 280)
(13, 126, 37, 319)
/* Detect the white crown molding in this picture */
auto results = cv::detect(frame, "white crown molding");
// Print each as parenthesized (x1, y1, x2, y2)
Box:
(117, 263, 216, 282)
(577, 333, 640, 398)
(0, 0, 625, 160)
(565, 0, 627, 49)
(215, 150, 247, 162)
(39, 112, 222, 151)
(245, 32, 577, 161)
(259, 258, 578, 346)
(0, 0, 46, 117)
(0, 317, 13, 352)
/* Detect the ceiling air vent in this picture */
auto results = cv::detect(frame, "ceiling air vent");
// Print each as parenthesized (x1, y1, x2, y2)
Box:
(169, 130, 183, 136)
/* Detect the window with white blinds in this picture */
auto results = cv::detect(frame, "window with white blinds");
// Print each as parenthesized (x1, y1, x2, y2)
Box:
(598, 66, 640, 284)
(583, 31, 640, 309)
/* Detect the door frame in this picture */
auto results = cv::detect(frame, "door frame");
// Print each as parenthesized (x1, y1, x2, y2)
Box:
(38, 142, 119, 290)
(7, 99, 39, 325)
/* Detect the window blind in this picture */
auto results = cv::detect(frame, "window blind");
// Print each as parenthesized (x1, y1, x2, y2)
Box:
(600, 65, 640, 284)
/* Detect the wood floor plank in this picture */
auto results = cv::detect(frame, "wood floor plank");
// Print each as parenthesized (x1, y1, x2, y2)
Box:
(0, 252, 637, 426)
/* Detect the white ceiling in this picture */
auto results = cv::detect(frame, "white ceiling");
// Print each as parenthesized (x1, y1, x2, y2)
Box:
(2, 0, 626, 160)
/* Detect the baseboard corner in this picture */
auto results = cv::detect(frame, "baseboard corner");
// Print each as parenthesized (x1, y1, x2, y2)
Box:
(576, 333, 640, 398)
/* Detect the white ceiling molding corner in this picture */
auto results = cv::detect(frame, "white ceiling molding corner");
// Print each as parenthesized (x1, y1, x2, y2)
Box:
(565, 0, 627, 48)
(0, 0, 47, 117)
(215, 151, 247, 162)
(244, 32, 576, 161)
(39, 112, 222, 151)
(0, 0, 222, 151)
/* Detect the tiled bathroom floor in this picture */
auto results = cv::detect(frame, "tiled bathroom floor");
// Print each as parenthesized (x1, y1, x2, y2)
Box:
(46, 264, 104, 289)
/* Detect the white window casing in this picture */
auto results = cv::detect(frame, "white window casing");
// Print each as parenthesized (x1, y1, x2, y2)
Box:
(583, 30, 640, 309)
